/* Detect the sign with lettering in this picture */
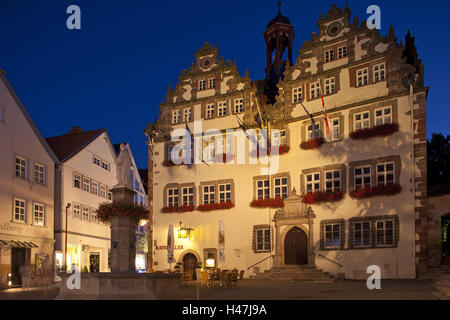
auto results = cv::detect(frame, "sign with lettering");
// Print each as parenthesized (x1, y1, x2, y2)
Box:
(0, 222, 23, 234)
(156, 245, 184, 250)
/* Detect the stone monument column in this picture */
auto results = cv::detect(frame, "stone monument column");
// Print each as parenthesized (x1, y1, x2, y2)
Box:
(110, 186, 136, 273)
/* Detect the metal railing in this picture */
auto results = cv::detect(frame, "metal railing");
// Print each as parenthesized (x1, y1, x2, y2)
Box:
(316, 253, 343, 267)
(247, 255, 274, 270)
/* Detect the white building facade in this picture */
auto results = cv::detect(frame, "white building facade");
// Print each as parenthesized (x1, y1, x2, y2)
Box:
(147, 5, 429, 279)
(0, 69, 59, 288)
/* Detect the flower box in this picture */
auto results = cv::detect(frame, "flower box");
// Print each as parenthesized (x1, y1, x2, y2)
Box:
(349, 184, 402, 199)
(162, 205, 195, 213)
(197, 201, 234, 212)
(250, 197, 285, 208)
(96, 202, 149, 224)
(278, 144, 290, 155)
(301, 190, 345, 204)
(300, 137, 325, 150)
(349, 123, 399, 140)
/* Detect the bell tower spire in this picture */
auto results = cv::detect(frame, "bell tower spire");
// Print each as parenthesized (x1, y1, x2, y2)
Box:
(263, 1, 295, 86)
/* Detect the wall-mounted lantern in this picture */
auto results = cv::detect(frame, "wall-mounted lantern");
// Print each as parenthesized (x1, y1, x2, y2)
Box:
(177, 222, 194, 239)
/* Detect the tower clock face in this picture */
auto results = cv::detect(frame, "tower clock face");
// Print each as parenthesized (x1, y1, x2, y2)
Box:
(200, 57, 213, 69)
(327, 22, 342, 37)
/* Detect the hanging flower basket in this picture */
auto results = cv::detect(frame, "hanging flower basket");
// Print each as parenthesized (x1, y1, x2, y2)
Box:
(197, 201, 234, 212)
(350, 123, 399, 140)
(349, 184, 402, 199)
(250, 197, 285, 208)
(300, 137, 325, 150)
(96, 202, 149, 224)
(301, 190, 345, 204)
(162, 205, 195, 213)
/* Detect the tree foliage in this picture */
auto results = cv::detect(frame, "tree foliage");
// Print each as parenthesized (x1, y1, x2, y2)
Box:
(427, 133, 450, 186)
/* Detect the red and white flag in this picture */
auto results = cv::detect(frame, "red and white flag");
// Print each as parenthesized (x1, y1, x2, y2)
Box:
(319, 82, 331, 141)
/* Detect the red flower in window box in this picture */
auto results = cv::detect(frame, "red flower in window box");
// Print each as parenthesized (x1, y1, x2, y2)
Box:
(300, 137, 325, 150)
(301, 190, 345, 204)
(250, 197, 285, 208)
(197, 201, 234, 212)
(349, 123, 399, 140)
(278, 144, 290, 155)
(349, 184, 402, 199)
(161, 205, 195, 213)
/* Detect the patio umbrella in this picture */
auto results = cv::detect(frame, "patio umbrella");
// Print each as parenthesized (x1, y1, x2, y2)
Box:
(218, 220, 225, 263)
(167, 224, 176, 268)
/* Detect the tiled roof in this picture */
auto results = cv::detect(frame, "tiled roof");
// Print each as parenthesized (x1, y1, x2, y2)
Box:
(46, 128, 105, 162)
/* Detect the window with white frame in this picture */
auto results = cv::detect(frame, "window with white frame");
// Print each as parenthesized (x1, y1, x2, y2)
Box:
(375, 107, 392, 126)
(219, 184, 232, 203)
(93, 156, 101, 166)
(325, 170, 341, 192)
(355, 166, 371, 189)
(91, 180, 99, 195)
(208, 78, 215, 89)
(73, 203, 81, 219)
(338, 46, 347, 59)
(357, 68, 369, 87)
(331, 118, 340, 141)
(74, 173, 81, 188)
(100, 184, 106, 198)
(203, 185, 215, 204)
(354, 111, 370, 130)
(199, 79, 206, 91)
(82, 206, 90, 221)
(324, 77, 335, 95)
(218, 101, 227, 117)
(377, 162, 395, 185)
(15, 156, 27, 179)
(256, 228, 271, 252)
(292, 87, 302, 103)
(206, 104, 215, 119)
(83, 177, 90, 192)
(353, 222, 371, 247)
(234, 98, 243, 113)
(102, 161, 110, 171)
(375, 219, 394, 247)
(272, 130, 287, 146)
(14, 199, 26, 223)
(182, 186, 194, 206)
(373, 63, 385, 82)
(34, 163, 45, 185)
(274, 177, 288, 198)
(324, 223, 341, 248)
(33, 203, 45, 226)
(256, 179, 270, 199)
(172, 109, 181, 124)
(307, 123, 321, 140)
(325, 49, 334, 62)
(310, 82, 320, 99)
(91, 209, 98, 223)
(183, 108, 192, 122)
(305, 173, 320, 193)
(167, 188, 179, 207)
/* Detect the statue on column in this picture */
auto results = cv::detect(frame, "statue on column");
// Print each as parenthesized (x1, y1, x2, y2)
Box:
(116, 143, 132, 188)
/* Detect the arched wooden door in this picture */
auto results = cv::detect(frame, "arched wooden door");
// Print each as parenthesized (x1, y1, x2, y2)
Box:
(284, 227, 308, 265)
(182, 253, 198, 280)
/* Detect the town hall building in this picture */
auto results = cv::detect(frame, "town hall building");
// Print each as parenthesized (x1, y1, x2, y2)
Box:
(145, 4, 428, 279)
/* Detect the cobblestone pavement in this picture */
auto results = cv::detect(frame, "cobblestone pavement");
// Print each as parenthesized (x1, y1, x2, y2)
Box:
(0, 279, 439, 300)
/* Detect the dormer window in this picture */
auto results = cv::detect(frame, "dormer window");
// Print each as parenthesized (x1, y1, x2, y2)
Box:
(310, 82, 320, 99)
(199, 80, 206, 91)
(218, 101, 227, 117)
(208, 78, 216, 89)
(183, 108, 192, 122)
(325, 49, 334, 63)
(338, 46, 347, 59)
(292, 87, 302, 103)
(324, 77, 335, 95)
(172, 110, 181, 124)
(206, 104, 215, 119)
(374, 63, 385, 82)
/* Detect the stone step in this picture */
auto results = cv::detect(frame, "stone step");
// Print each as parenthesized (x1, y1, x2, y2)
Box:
(250, 265, 335, 282)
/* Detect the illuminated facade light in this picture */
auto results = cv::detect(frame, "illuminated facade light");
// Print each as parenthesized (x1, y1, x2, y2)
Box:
(177, 221, 194, 239)
(206, 258, 215, 268)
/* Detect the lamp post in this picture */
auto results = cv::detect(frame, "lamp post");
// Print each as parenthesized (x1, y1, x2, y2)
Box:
(65, 203, 71, 271)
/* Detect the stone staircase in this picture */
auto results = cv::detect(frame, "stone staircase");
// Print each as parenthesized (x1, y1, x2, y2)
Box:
(249, 265, 336, 283)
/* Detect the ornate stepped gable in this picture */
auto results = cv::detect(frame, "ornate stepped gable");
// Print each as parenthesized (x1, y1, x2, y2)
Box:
(145, 4, 426, 142)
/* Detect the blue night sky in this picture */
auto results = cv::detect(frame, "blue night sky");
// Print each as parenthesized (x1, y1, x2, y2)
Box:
(1, 0, 449, 168)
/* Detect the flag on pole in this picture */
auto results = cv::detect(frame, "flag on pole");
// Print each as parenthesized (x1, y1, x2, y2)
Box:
(318, 82, 331, 141)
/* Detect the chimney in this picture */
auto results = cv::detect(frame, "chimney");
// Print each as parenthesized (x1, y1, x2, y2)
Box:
(68, 126, 82, 134)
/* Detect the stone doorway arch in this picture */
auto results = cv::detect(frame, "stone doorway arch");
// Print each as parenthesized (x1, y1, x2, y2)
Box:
(284, 227, 308, 265)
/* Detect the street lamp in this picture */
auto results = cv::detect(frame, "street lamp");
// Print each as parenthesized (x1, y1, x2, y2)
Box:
(65, 203, 71, 271)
